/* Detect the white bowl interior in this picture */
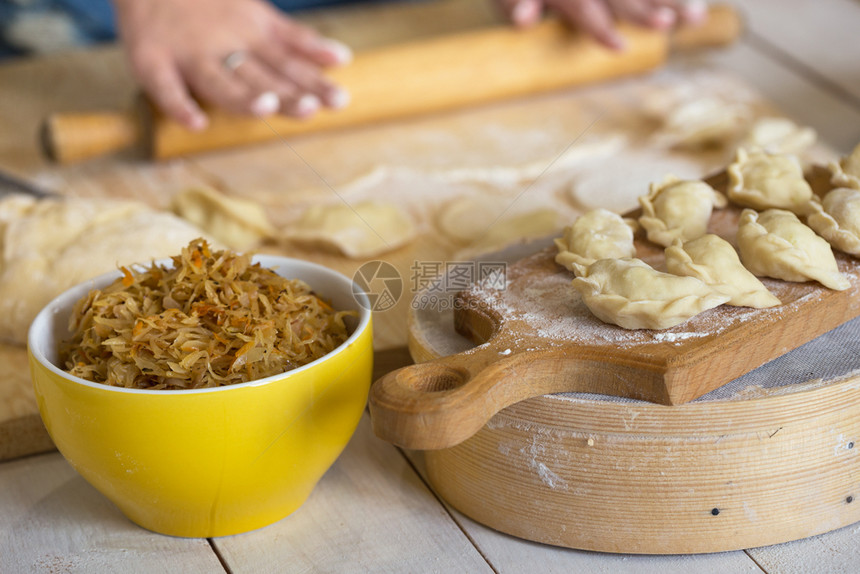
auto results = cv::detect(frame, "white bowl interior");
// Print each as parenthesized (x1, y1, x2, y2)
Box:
(28, 255, 371, 392)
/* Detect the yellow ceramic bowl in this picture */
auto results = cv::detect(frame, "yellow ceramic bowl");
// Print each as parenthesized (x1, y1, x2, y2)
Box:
(28, 256, 373, 538)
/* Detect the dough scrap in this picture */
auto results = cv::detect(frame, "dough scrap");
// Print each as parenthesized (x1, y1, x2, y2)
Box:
(171, 186, 275, 250)
(736, 208, 849, 290)
(740, 117, 817, 155)
(665, 235, 780, 308)
(436, 196, 501, 244)
(0, 195, 213, 346)
(554, 209, 636, 275)
(460, 208, 560, 257)
(571, 258, 730, 330)
(656, 97, 749, 149)
(285, 200, 415, 258)
(638, 175, 727, 247)
(806, 187, 860, 257)
(829, 143, 860, 191)
(727, 148, 813, 214)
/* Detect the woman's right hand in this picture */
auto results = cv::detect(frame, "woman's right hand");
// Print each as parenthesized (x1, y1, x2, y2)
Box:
(113, 0, 353, 131)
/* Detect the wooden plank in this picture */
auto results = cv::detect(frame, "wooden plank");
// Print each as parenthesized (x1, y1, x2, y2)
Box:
(0, 344, 53, 461)
(0, 452, 224, 573)
(702, 40, 860, 153)
(739, 0, 860, 107)
(746, 523, 860, 574)
(213, 414, 493, 573)
(404, 451, 763, 572)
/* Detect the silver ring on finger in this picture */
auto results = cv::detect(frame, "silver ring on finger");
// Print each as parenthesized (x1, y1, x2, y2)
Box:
(222, 50, 248, 72)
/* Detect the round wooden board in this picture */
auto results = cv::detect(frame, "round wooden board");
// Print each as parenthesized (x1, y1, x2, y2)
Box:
(408, 238, 860, 554)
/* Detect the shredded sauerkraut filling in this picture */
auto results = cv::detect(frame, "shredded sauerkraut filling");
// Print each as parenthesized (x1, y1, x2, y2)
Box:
(61, 239, 356, 390)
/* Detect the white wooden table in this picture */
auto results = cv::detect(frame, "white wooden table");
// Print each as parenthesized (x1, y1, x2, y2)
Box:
(2, 1, 860, 572)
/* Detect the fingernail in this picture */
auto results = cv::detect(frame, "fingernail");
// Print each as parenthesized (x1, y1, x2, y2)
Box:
(653, 7, 677, 28)
(512, 0, 539, 26)
(186, 102, 209, 131)
(329, 88, 350, 110)
(606, 32, 627, 51)
(683, 0, 708, 22)
(296, 94, 321, 116)
(316, 38, 353, 65)
(251, 91, 280, 117)
(188, 113, 208, 131)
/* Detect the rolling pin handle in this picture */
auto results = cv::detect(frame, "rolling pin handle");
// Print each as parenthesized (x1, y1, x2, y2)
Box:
(40, 109, 143, 164)
(670, 4, 744, 51)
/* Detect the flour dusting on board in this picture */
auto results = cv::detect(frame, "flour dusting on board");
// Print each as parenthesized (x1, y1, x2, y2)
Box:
(464, 237, 859, 352)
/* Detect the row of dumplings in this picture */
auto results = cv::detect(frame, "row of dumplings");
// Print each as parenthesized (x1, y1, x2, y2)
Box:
(554, 143, 860, 330)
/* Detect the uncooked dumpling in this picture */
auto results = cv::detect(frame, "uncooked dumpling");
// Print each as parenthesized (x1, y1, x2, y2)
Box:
(739, 117, 816, 155)
(171, 186, 275, 250)
(656, 97, 749, 149)
(736, 209, 849, 290)
(638, 176, 726, 247)
(806, 187, 860, 257)
(554, 209, 636, 275)
(665, 235, 780, 308)
(570, 258, 730, 330)
(829, 143, 860, 190)
(460, 208, 560, 257)
(727, 148, 813, 214)
(0, 195, 213, 346)
(285, 200, 415, 258)
(436, 196, 501, 244)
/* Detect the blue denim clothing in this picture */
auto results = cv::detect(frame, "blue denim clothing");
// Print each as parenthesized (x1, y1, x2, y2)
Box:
(0, 0, 370, 58)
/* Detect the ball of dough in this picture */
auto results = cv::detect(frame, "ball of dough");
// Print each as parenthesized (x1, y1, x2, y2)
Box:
(0, 196, 215, 346)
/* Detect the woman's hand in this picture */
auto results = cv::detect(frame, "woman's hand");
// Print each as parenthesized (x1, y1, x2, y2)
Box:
(113, 0, 352, 131)
(498, 0, 708, 50)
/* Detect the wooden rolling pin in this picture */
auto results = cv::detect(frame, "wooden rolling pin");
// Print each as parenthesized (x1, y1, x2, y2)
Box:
(41, 5, 740, 164)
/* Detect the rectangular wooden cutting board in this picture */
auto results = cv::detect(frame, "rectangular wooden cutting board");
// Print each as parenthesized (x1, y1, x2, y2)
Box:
(369, 168, 860, 450)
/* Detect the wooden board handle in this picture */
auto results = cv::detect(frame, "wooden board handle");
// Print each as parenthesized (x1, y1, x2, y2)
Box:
(40, 4, 740, 164)
(369, 344, 671, 450)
